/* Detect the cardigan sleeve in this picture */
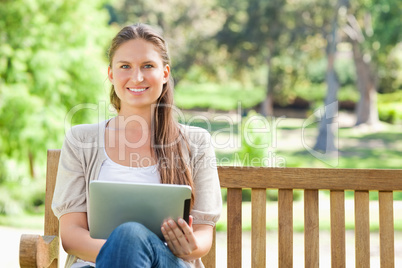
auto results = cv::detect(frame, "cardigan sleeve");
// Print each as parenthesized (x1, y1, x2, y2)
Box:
(52, 128, 87, 219)
(186, 127, 222, 226)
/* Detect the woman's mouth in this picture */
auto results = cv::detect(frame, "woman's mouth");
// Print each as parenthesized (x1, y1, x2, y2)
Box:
(127, 87, 148, 93)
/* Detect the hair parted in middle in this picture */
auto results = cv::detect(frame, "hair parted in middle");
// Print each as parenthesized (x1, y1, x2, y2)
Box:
(107, 23, 194, 205)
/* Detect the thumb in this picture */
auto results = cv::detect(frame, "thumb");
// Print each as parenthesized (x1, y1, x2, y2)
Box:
(189, 215, 193, 228)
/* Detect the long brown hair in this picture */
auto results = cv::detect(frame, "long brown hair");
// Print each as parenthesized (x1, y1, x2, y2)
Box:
(108, 23, 194, 204)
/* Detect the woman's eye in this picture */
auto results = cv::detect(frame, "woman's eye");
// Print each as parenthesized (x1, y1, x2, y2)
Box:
(121, 65, 130, 69)
(144, 64, 153, 69)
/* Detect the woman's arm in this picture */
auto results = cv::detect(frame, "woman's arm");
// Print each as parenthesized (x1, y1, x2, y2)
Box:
(59, 212, 106, 262)
(161, 216, 213, 262)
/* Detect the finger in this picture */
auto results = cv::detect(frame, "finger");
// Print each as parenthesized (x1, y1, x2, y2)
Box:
(177, 218, 197, 247)
(161, 224, 178, 254)
(168, 219, 188, 243)
(188, 215, 193, 228)
(166, 220, 194, 255)
(164, 220, 184, 248)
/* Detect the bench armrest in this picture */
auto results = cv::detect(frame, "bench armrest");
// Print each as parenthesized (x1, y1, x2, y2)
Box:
(19, 234, 59, 268)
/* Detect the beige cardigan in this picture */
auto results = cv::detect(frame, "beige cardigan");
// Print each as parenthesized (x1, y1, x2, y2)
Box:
(52, 120, 222, 268)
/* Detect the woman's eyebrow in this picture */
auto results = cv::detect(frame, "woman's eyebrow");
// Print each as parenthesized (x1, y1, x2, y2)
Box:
(115, 60, 157, 65)
(142, 60, 157, 65)
(115, 60, 131, 64)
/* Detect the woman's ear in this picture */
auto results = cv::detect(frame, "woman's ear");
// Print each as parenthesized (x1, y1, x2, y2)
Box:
(108, 65, 113, 83)
(163, 64, 170, 84)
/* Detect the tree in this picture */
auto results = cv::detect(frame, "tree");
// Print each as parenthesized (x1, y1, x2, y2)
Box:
(0, 0, 111, 180)
(215, 0, 289, 115)
(343, 0, 402, 126)
(313, 0, 349, 153)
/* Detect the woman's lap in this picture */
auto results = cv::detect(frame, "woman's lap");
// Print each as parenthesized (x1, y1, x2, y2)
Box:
(96, 222, 190, 268)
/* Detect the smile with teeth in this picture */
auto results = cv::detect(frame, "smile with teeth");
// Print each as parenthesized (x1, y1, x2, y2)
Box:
(128, 87, 148, 92)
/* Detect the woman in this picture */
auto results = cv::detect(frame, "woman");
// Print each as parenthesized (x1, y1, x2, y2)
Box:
(52, 23, 222, 268)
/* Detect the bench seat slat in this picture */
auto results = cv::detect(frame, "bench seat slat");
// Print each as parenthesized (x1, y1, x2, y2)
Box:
(330, 190, 345, 268)
(251, 189, 266, 268)
(379, 191, 394, 268)
(355, 190, 370, 268)
(227, 188, 242, 268)
(278, 189, 293, 268)
(304, 189, 319, 268)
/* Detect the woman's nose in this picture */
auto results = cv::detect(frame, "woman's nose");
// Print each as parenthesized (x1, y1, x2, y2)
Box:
(131, 68, 144, 82)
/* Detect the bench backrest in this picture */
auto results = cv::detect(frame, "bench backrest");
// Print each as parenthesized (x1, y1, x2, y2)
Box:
(45, 150, 402, 268)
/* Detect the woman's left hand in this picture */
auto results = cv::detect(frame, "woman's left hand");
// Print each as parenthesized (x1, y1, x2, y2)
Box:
(161, 215, 199, 260)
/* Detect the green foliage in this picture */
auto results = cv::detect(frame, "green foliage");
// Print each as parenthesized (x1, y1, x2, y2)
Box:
(236, 111, 271, 167)
(0, 0, 112, 215)
(347, 0, 402, 93)
(0, 178, 45, 216)
(378, 103, 402, 124)
(306, 59, 327, 84)
(377, 91, 402, 123)
(334, 57, 357, 86)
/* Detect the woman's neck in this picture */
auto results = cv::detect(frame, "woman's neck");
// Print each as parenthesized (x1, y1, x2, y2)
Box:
(114, 106, 154, 131)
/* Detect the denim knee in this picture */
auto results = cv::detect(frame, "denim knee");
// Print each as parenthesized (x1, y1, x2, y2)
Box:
(112, 222, 151, 241)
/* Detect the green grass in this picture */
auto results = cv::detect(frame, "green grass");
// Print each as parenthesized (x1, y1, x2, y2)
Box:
(175, 81, 265, 110)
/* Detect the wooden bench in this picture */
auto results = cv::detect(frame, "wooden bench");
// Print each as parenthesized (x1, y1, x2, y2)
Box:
(20, 149, 402, 267)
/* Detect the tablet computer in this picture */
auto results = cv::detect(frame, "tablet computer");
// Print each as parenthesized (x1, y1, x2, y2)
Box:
(89, 181, 192, 240)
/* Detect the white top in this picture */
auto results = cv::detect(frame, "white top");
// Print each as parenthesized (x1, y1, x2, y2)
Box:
(98, 148, 161, 184)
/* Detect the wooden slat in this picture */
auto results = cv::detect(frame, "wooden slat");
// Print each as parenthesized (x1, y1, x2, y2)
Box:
(227, 188, 242, 268)
(278, 189, 293, 268)
(45, 150, 60, 237)
(379, 191, 394, 268)
(202, 227, 216, 268)
(218, 167, 402, 191)
(45, 149, 61, 268)
(330, 190, 345, 268)
(304, 189, 319, 268)
(355, 190, 370, 268)
(251, 189, 266, 268)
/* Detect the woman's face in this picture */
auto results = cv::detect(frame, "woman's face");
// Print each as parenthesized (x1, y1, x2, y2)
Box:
(108, 38, 170, 113)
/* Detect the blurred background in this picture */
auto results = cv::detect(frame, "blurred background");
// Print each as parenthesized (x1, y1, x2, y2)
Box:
(0, 0, 401, 250)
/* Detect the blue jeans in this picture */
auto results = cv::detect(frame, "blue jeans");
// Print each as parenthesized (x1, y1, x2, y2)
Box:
(96, 222, 191, 268)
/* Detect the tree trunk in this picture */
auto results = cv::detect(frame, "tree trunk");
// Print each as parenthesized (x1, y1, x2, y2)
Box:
(314, 54, 339, 153)
(351, 40, 380, 126)
(260, 56, 274, 116)
(28, 150, 35, 178)
(259, 43, 276, 117)
(314, 4, 341, 153)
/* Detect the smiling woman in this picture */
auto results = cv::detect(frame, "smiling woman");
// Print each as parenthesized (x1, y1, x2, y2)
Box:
(51, 23, 222, 268)
(108, 38, 170, 112)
